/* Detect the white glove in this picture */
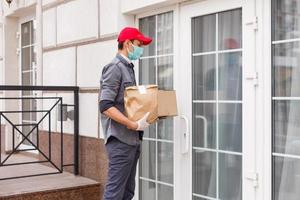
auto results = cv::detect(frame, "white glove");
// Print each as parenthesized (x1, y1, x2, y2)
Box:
(136, 112, 150, 131)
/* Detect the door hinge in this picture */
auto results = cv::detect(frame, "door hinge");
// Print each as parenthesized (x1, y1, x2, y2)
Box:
(245, 16, 258, 31)
(245, 72, 259, 87)
(245, 172, 259, 188)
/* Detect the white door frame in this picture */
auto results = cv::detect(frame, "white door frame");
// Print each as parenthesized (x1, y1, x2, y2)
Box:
(178, 0, 258, 199)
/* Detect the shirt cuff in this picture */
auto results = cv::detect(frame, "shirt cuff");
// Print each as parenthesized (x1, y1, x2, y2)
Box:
(100, 100, 114, 113)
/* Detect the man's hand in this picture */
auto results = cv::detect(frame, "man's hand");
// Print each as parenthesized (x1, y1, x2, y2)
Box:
(102, 106, 150, 131)
(136, 112, 150, 131)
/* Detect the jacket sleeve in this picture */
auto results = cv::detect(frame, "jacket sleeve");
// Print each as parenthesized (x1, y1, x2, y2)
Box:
(99, 100, 114, 113)
(99, 64, 122, 102)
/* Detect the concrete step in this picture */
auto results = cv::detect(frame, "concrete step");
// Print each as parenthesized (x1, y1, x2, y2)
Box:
(0, 172, 101, 200)
(0, 153, 102, 200)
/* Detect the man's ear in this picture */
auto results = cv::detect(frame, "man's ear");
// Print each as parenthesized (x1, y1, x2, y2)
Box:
(123, 39, 131, 49)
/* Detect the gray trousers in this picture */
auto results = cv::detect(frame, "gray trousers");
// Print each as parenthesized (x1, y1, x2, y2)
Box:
(103, 136, 141, 200)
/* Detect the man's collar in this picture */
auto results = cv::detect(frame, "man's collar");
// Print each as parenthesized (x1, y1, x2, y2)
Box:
(118, 53, 132, 64)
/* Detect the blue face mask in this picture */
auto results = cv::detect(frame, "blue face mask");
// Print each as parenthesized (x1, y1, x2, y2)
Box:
(127, 44, 144, 60)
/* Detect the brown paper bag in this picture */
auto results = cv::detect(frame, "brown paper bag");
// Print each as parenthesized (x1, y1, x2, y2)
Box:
(124, 85, 158, 124)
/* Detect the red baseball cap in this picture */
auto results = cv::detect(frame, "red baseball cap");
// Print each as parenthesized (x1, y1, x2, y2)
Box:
(117, 27, 152, 45)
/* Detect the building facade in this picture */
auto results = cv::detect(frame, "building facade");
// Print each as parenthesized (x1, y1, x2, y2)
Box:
(0, 0, 299, 200)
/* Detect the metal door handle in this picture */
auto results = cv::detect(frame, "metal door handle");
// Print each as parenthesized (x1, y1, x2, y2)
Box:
(180, 115, 189, 154)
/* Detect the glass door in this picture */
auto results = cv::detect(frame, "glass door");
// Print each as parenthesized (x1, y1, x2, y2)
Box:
(20, 20, 37, 149)
(178, 0, 257, 200)
(137, 11, 175, 200)
(272, 0, 300, 199)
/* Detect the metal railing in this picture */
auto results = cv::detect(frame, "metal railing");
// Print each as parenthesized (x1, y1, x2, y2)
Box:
(0, 85, 79, 180)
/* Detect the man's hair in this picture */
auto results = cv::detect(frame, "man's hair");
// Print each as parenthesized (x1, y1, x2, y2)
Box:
(118, 39, 134, 50)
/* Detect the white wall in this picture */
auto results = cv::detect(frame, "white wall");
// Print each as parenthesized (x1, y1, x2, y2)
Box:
(42, 0, 56, 6)
(42, 8, 56, 47)
(79, 93, 98, 138)
(121, 0, 184, 14)
(100, 0, 119, 36)
(56, 0, 98, 44)
(77, 39, 116, 88)
(43, 47, 76, 86)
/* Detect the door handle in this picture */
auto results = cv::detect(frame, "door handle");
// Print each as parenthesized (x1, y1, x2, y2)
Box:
(180, 115, 189, 154)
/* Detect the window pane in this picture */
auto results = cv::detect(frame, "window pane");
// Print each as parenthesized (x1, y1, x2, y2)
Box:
(219, 153, 242, 200)
(22, 47, 31, 71)
(139, 16, 156, 57)
(139, 58, 156, 85)
(218, 52, 242, 100)
(193, 55, 216, 100)
(158, 184, 173, 200)
(273, 156, 300, 200)
(193, 150, 216, 198)
(193, 103, 216, 149)
(143, 123, 156, 139)
(219, 103, 242, 152)
(158, 118, 173, 140)
(157, 142, 173, 184)
(273, 100, 300, 156)
(193, 197, 207, 200)
(272, 0, 300, 41)
(22, 99, 31, 120)
(158, 56, 173, 90)
(139, 179, 156, 200)
(157, 12, 173, 55)
(22, 72, 31, 85)
(218, 9, 242, 50)
(192, 14, 216, 53)
(139, 140, 156, 180)
(21, 22, 31, 47)
(273, 42, 300, 97)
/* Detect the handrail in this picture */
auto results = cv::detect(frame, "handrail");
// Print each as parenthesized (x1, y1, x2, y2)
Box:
(0, 85, 80, 180)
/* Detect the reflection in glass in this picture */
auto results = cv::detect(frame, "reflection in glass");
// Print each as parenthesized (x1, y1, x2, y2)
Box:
(158, 142, 173, 184)
(219, 153, 242, 200)
(158, 56, 173, 90)
(139, 140, 156, 180)
(273, 156, 300, 200)
(139, 179, 156, 200)
(219, 103, 242, 152)
(158, 118, 173, 140)
(139, 58, 156, 86)
(192, 14, 216, 53)
(273, 42, 300, 97)
(22, 47, 31, 71)
(273, 101, 300, 156)
(272, 0, 300, 41)
(139, 16, 156, 57)
(193, 103, 216, 149)
(143, 123, 156, 139)
(193, 150, 216, 198)
(193, 197, 207, 200)
(158, 184, 173, 200)
(193, 55, 216, 100)
(219, 52, 242, 100)
(21, 21, 31, 47)
(157, 12, 173, 55)
(218, 9, 242, 50)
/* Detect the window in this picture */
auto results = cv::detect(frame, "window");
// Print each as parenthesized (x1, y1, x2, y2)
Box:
(191, 9, 242, 200)
(138, 11, 174, 200)
(272, 0, 300, 199)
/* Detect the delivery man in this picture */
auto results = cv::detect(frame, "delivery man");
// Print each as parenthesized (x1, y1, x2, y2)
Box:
(99, 27, 152, 200)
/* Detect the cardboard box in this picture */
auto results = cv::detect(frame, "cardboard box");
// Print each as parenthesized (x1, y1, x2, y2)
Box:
(124, 85, 178, 124)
